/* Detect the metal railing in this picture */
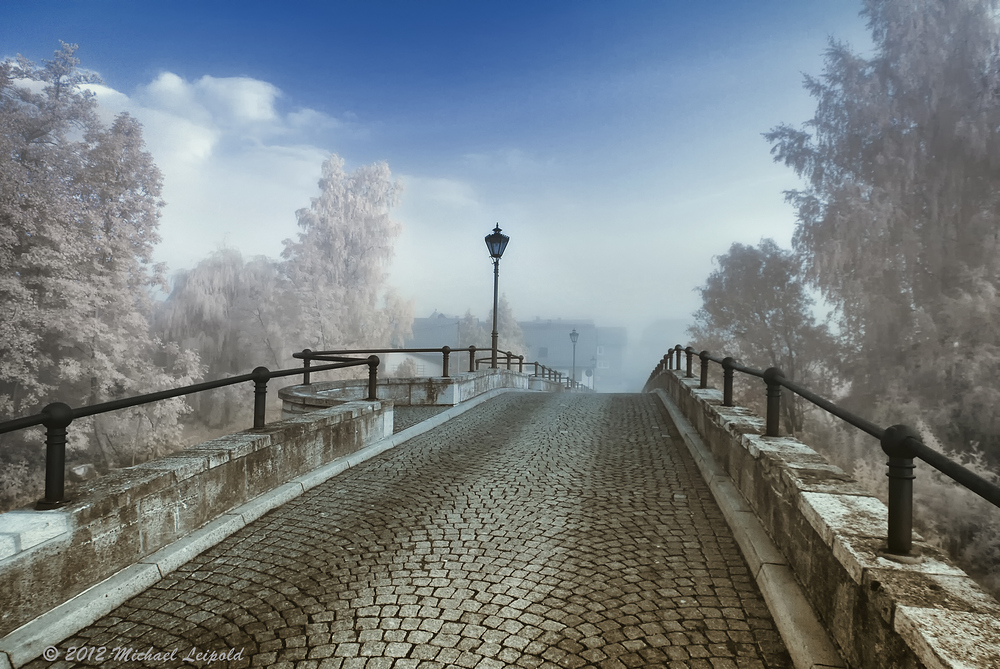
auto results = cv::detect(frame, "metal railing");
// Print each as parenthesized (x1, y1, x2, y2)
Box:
(0, 356, 380, 511)
(1, 342, 585, 513)
(295, 346, 571, 386)
(646, 343, 1000, 556)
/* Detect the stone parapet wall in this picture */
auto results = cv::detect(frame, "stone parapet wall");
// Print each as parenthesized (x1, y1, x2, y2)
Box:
(279, 369, 563, 416)
(645, 370, 1000, 669)
(0, 400, 391, 639)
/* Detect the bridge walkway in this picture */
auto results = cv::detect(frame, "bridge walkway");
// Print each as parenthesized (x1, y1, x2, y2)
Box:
(31, 393, 792, 669)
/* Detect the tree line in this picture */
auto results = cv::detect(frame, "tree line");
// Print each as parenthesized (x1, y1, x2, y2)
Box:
(689, 0, 1000, 597)
(0, 44, 416, 509)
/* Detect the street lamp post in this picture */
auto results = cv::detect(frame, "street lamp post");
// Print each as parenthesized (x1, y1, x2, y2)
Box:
(484, 224, 510, 369)
(590, 356, 597, 391)
(569, 329, 579, 388)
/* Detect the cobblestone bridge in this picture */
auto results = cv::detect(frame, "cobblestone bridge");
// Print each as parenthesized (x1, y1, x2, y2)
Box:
(31, 393, 792, 669)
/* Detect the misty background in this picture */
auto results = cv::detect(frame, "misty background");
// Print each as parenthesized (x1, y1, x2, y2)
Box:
(1, 0, 870, 390)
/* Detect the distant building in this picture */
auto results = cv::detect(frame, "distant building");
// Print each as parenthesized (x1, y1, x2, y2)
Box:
(407, 312, 466, 348)
(397, 312, 480, 376)
(518, 319, 628, 392)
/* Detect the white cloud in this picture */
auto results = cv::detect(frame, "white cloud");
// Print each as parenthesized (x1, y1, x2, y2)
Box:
(83, 72, 355, 276)
(80, 82, 130, 112)
(193, 75, 281, 124)
(136, 73, 209, 123)
(132, 72, 281, 128)
(287, 108, 342, 131)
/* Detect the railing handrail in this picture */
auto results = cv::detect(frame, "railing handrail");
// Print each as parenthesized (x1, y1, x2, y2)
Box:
(0, 355, 380, 511)
(295, 346, 576, 385)
(0, 359, 372, 438)
(647, 342, 1000, 556)
(294, 347, 490, 357)
(776, 374, 884, 440)
(2, 340, 586, 512)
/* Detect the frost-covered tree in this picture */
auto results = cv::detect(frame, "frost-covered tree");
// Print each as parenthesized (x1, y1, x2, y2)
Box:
(159, 250, 287, 371)
(688, 240, 835, 433)
(156, 249, 288, 428)
(766, 0, 1000, 456)
(0, 43, 198, 488)
(488, 295, 527, 357)
(765, 0, 1000, 598)
(458, 310, 487, 348)
(155, 155, 415, 431)
(453, 298, 526, 360)
(281, 155, 413, 351)
(392, 358, 419, 378)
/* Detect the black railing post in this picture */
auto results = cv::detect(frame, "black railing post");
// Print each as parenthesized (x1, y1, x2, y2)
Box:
(534, 361, 539, 376)
(302, 349, 312, 385)
(367, 355, 380, 400)
(881, 424, 919, 556)
(685, 346, 694, 378)
(518, 355, 524, 373)
(722, 357, 735, 407)
(675, 344, 683, 372)
(36, 402, 73, 510)
(469, 346, 476, 372)
(699, 351, 710, 388)
(442, 346, 451, 378)
(252, 366, 270, 429)
(666, 349, 672, 370)
(763, 367, 784, 437)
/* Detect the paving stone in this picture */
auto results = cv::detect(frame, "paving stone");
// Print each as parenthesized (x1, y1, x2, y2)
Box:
(392, 406, 449, 433)
(25, 394, 792, 669)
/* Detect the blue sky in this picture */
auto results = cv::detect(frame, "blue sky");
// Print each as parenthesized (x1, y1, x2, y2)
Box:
(3, 0, 872, 374)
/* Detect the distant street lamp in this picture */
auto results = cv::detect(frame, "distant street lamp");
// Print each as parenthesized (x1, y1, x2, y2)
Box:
(590, 356, 597, 391)
(484, 224, 510, 369)
(569, 329, 579, 388)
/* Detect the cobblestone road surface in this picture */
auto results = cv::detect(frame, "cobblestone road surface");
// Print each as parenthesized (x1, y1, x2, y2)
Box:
(33, 393, 791, 669)
(392, 406, 449, 433)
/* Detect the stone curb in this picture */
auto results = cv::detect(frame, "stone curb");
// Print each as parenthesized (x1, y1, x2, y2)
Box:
(652, 388, 846, 669)
(0, 388, 522, 669)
